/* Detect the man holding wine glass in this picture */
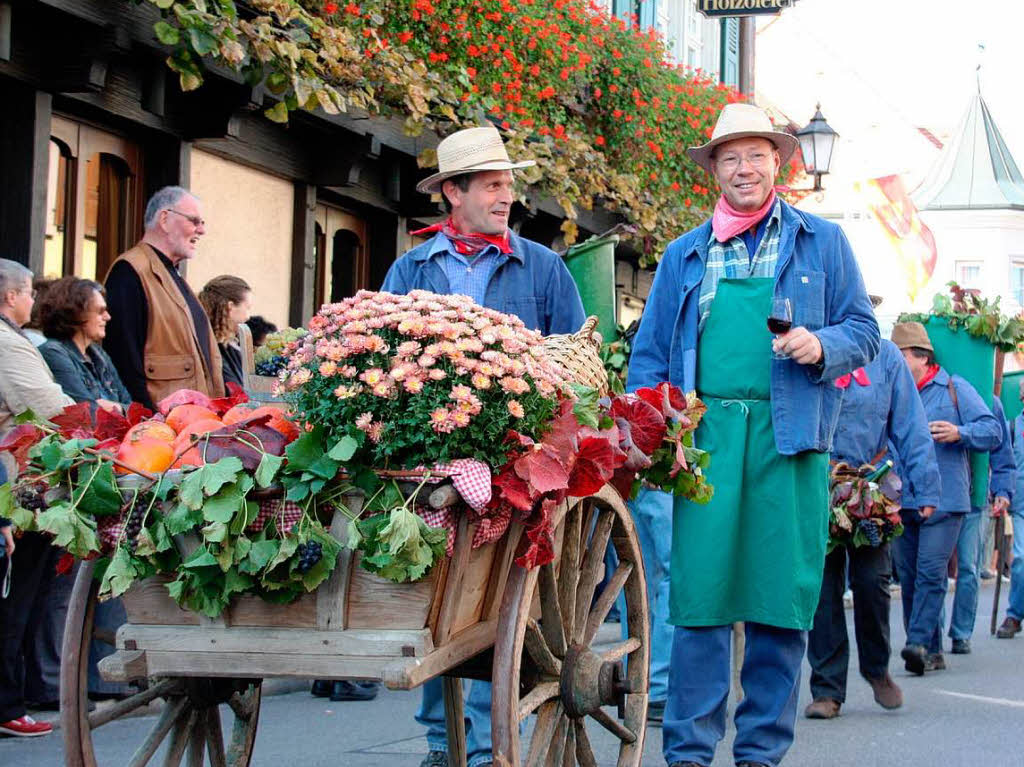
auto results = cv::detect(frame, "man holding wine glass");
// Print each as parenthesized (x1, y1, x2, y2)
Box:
(628, 103, 879, 767)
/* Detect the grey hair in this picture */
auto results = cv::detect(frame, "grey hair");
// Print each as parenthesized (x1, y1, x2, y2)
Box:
(0, 258, 32, 297)
(143, 186, 194, 230)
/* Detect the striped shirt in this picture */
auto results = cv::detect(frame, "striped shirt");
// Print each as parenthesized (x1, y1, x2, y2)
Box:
(431, 235, 504, 305)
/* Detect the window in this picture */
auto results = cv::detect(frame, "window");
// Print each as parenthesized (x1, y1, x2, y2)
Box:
(955, 260, 982, 288)
(1011, 260, 1024, 306)
(314, 204, 369, 308)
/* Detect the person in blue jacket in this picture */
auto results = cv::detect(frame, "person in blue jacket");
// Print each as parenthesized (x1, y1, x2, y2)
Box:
(944, 396, 1014, 653)
(804, 329, 939, 720)
(890, 322, 1001, 674)
(997, 379, 1024, 638)
(628, 103, 879, 767)
(383, 125, 585, 767)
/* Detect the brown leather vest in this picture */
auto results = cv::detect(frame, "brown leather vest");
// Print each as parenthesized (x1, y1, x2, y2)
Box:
(113, 243, 224, 406)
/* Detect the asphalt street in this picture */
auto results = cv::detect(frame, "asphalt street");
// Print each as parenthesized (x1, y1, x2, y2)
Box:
(3, 581, 1023, 767)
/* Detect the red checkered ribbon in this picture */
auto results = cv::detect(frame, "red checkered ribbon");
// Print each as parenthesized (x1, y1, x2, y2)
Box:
(417, 500, 512, 556)
(247, 499, 303, 534)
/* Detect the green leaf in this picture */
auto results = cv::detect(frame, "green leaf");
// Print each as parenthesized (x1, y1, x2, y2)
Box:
(328, 435, 358, 462)
(222, 568, 254, 598)
(264, 101, 289, 123)
(165, 502, 202, 535)
(254, 453, 284, 488)
(265, 535, 298, 571)
(14, 409, 39, 424)
(202, 485, 246, 524)
(155, 0, 174, 8)
(187, 26, 220, 56)
(570, 383, 600, 429)
(179, 458, 244, 509)
(0, 482, 12, 521)
(73, 462, 122, 517)
(201, 520, 229, 544)
(100, 548, 137, 598)
(183, 547, 219, 569)
(153, 20, 180, 45)
(240, 538, 278, 573)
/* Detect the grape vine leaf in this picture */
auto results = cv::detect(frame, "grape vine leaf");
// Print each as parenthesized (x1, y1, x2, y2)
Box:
(513, 444, 569, 495)
(178, 458, 245, 509)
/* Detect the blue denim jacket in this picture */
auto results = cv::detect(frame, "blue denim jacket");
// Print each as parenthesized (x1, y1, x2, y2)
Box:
(899, 367, 1001, 516)
(832, 340, 939, 508)
(1010, 412, 1024, 513)
(983, 398, 1015, 507)
(39, 338, 132, 409)
(381, 231, 586, 336)
(626, 200, 880, 455)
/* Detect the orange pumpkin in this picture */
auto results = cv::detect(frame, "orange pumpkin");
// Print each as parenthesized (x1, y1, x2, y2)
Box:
(222, 404, 299, 443)
(166, 405, 221, 435)
(124, 420, 176, 444)
(114, 437, 175, 475)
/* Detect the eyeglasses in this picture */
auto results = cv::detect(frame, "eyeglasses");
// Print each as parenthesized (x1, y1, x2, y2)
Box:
(166, 209, 205, 228)
(714, 152, 775, 173)
(20, 287, 37, 299)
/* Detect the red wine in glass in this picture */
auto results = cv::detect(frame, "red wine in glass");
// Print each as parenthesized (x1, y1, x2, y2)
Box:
(768, 298, 793, 359)
(767, 316, 792, 334)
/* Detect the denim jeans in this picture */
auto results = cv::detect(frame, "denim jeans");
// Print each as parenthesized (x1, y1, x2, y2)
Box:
(663, 623, 806, 767)
(1008, 508, 1024, 622)
(416, 679, 493, 767)
(627, 488, 673, 703)
(947, 512, 983, 640)
(893, 511, 963, 653)
(807, 542, 892, 702)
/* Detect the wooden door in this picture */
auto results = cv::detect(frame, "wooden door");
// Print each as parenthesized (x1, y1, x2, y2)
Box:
(313, 204, 369, 310)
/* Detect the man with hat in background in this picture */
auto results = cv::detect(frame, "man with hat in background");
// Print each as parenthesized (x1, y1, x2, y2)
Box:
(383, 125, 585, 767)
(628, 103, 879, 767)
(890, 321, 1000, 674)
(804, 296, 939, 721)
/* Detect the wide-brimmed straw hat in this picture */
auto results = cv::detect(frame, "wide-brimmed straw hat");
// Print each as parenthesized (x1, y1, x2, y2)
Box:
(891, 321, 934, 353)
(686, 103, 799, 175)
(416, 126, 536, 195)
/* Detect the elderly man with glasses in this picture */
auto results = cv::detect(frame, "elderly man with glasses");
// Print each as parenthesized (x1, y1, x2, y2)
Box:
(103, 186, 224, 410)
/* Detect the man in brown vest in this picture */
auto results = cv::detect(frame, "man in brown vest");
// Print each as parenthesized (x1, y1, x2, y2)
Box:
(104, 186, 224, 410)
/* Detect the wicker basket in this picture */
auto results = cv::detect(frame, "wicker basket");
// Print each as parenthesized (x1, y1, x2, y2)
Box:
(541, 316, 609, 396)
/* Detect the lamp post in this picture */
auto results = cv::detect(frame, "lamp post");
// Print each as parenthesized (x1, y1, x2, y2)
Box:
(796, 104, 838, 192)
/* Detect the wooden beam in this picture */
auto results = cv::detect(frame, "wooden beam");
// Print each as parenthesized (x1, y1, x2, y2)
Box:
(0, 3, 11, 62)
(289, 182, 317, 327)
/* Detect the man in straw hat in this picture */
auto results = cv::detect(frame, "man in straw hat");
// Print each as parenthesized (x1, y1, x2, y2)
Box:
(383, 125, 585, 767)
(804, 296, 939, 722)
(627, 102, 879, 767)
(890, 321, 1000, 674)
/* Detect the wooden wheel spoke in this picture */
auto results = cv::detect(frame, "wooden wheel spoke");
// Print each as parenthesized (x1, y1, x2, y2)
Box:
(127, 696, 189, 767)
(525, 619, 562, 677)
(573, 510, 614, 640)
(538, 563, 567, 658)
(574, 719, 597, 767)
(205, 707, 228, 767)
(558, 502, 582, 644)
(583, 560, 633, 646)
(161, 706, 198, 767)
(589, 707, 636, 744)
(518, 681, 560, 722)
(525, 701, 562, 767)
(562, 723, 576, 767)
(545, 715, 569, 767)
(88, 679, 181, 730)
(601, 637, 641, 663)
(227, 688, 257, 721)
(186, 712, 207, 767)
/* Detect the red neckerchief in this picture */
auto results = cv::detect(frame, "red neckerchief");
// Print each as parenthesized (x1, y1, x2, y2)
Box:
(409, 217, 512, 257)
(711, 187, 778, 243)
(916, 364, 940, 391)
(835, 367, 871, 389)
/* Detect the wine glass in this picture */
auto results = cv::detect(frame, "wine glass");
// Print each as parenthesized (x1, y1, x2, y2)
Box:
(767, 297, 793, 359)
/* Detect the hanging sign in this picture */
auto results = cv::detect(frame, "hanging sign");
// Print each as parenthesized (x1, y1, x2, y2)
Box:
(698, 0, 795, 17)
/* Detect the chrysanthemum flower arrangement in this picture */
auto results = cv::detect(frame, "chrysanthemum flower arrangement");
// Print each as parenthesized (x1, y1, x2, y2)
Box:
(278, 290, 570, 470)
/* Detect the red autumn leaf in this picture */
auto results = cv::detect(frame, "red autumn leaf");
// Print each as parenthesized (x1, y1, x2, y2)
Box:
(515, 498, 556, 568)
(94, 407, 130, 443)
(125, 402, 153, 426)
(514, 443, 570, 495)
(635, 382, 686, 420)
(0, 424, 46, 471)
(568, 436, 623, 497)
(610, 397, 666, 455)
(670, 437, 688, 478)
(157, 389, 213, 416)
(92, 437, 121, 454)
(49, 402, 94, 439)
(609, 466, 637, 501)
(199, 417, 288, 471)
(208, 382, 249, 416)
(492, 464, 535, 511)
(541, 401, 582, 464)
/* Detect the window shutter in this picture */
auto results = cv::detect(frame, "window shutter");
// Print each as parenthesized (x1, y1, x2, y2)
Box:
(720, 17, 740, 87)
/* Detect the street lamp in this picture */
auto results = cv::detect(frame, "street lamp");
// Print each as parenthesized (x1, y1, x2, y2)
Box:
(796, 104, 838, 191)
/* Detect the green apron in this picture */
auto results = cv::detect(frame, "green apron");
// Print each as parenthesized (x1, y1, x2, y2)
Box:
(669, 278, 829, 630)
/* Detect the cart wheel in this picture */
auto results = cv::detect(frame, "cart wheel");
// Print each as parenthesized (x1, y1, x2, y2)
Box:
(492, 485, 650, 767)
(61, 561, 262, 767)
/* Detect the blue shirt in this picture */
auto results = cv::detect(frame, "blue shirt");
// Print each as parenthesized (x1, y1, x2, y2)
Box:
(432, 236, 503, 306)
(381, 231, 586, 336)
(832, 340, 939, 508)
(901, 367, 1001, 515)
(984, 397, 1015, 507)
(627, 200, 880, 455)
(1010, 412, 1024, 513)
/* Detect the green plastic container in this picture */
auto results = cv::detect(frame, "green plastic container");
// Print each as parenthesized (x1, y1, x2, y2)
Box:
(922, 320, 994, 509)
(1001, 370, 1024, 422)
(563, 234, 618, 342)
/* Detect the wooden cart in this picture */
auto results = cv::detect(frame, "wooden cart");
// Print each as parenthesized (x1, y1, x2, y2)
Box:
(60, 483, 650, 767)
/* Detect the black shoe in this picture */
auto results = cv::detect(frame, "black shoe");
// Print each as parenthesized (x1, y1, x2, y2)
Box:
(420, 752, 448, 767)
(668, 762, 706, 767)
(647, 699, 665, 725)
(951, 638, 971, 654)
(311, 680, 332, 697)
(925, 653, 947, 671)
(997, 617, 1022, 638)
(901, 643, 927, 675)
(330, 680, 379, 702)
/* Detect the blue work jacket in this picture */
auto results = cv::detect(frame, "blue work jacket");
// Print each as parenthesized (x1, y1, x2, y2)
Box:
(832, 340, 939, 509)
(626, 200, 880, 455)
(381, 231, 586, 336)
(981, 397, 1015, 510)
(1010, 412, 1024, 513)
(901, 367, 1001, 516)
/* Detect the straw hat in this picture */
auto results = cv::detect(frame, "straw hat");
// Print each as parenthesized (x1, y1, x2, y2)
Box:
(891, 321, 933, 352)
(416, 126, 536, 195)
(686, 103, 799, 175)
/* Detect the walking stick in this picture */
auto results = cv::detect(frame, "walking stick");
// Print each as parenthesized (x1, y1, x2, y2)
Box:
(991, 513, 1007, 635)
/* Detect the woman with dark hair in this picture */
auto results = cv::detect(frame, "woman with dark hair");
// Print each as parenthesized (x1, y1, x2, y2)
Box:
(245, 314, 277, 349)
(199, 275, 253, 389)
(37, 277, 130, 413)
